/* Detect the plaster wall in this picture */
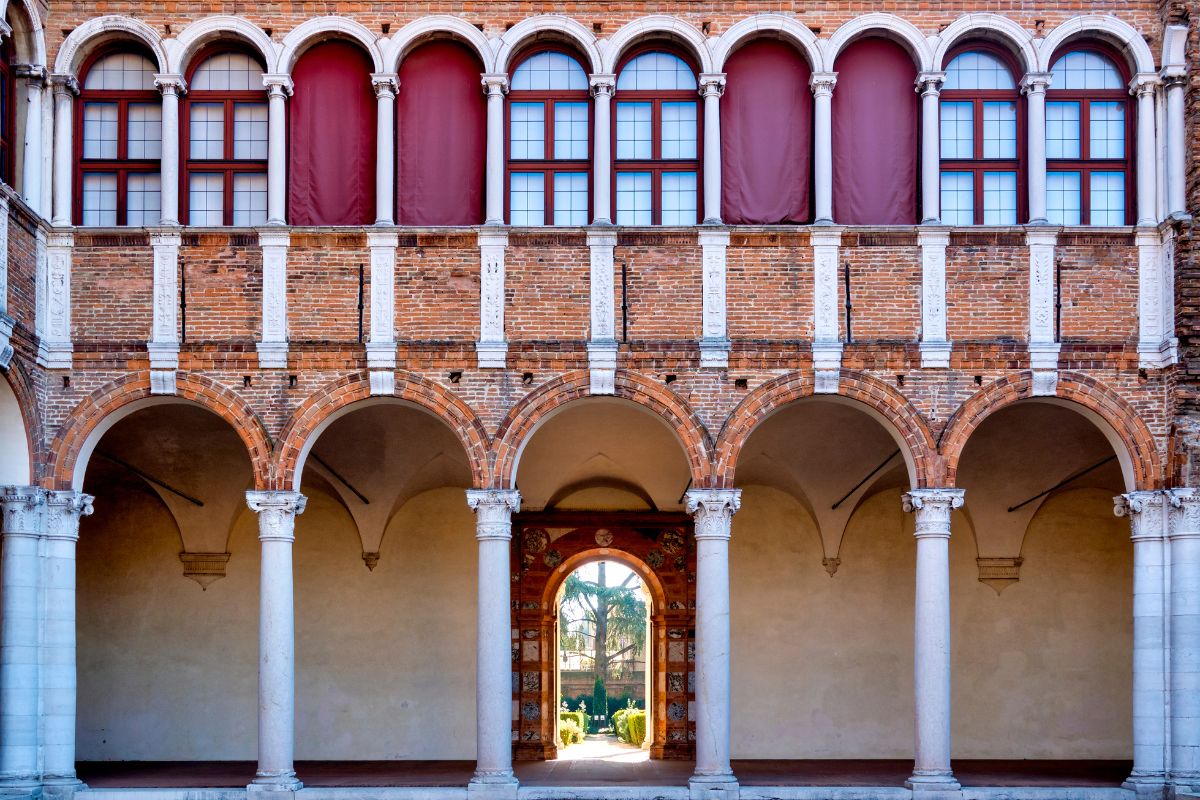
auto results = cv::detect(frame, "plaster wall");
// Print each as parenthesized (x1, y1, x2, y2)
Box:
(0, 375, 28, 484)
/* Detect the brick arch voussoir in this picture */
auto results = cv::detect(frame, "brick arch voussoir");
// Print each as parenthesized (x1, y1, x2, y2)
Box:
(713, 369, 937, 488)
(938, 370, 1162, 490)
(492, 370, 714, 490)
(273, 371, 491, 491)
(46, 371, 274, 491)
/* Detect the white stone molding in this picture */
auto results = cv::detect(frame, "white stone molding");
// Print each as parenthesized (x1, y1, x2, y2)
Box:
(154, 74, 186, 226)
(1115, 490, 1169, 792)
(39, 230, 73, 369)
(263, 75, 293, 226)
(53, 15, 169, 76)
(366, 229, 398, 375)
(1136, 228, 1175, 369)
(918, 228, 951, 368)
(167, 16, 278, 76)
(49, 74, 78, 227)
(482, 74, 509, 226)
(587, 228, 618, 394)
(384, 15, 495, 74)
(494, 15, 602, 75)
(810, 72, 837, 224)
(698, 73, 725, 225)
(178, 552, 231, 590)
(976, 556, 1023, 594)
(15, 64, 45, 216)
(710, 14, 822, 74)
(902, 488, 964, 792)
(823, 13, 935, 73)
(466, 489, 521, 797)
(685, 488, 740, 799)
(1021, 73, 1053, 224)
(1035, 15, 1155, 75)
(257, 229, 291, 369)
(368, 370, 394, 397)
(275, 16, 384, 74)
(245, 490, 306, 792)
(6, 0, 47, 68)
(1161, 26, 1188, 220)
(601, 16, 715, 75)
(371, 73, 399, 226)
(1166, 489, 1200, 793)
(699, 228, 730, 368)
(930, 14, 1038, 75)
(1130, 74, 1160, 228)
(148, 230, 181, 393)
(916, 72, 944, 224)
(476, 228, 508, 369)
(0, 315, 11, 370)
(811, 227, 843, 393)
(590, 74, 615, 225)
(1027, 228, 1059, 395)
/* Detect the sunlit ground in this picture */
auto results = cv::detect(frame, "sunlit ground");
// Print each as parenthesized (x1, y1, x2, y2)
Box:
(558, 734, 650, 763)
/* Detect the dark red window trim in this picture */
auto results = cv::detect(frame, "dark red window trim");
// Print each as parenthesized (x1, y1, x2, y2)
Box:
(0, 37, 14, 186)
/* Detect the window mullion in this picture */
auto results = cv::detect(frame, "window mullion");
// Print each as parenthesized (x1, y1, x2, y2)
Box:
(544, 167, 554, 223)
(544, 98, 554, 161)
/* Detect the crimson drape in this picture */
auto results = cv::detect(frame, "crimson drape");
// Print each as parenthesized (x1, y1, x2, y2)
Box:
(832, 38, 919, 225)
(397, 41, 486, 226)
(288, 41, 376, 226)
(721, 40, 812, 224)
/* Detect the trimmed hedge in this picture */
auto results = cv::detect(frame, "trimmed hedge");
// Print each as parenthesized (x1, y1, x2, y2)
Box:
(612, 707, 646, 747)
(558, 715, 584, 746)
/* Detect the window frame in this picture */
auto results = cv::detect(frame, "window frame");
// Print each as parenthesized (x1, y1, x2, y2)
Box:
(73, 44, 162, 226)
(180, 43, 269, 227)
(0, 36, 14, 186)
(1045, 42, 1135, 226)
(612, 44, 702, 226)
(504, 45, 593, 226)
(938, 42, 1027, 226)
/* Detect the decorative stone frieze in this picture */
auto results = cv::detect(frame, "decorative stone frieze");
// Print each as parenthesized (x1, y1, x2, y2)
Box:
(811, 227, 842, 393)
(587, 228, 618, 393)
(698, 228, 730, 368)
(918, 228, 950, 368)
(477, 229, 509, 369)
(1027, 228, 1059, 395)
(257, 229, 291, 369)
(39, 230, 73, 369)
(366, 229, 398, 373)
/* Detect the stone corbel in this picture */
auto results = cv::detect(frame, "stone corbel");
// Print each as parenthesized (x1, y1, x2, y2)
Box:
(976, 556, 1023, 594)
(179, 552, 231, 590)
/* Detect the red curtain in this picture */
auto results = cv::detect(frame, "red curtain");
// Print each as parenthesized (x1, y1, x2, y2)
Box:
(289, 41, 376, 226)
(397, 41, 485, 226)
(832, 38, 918, 225)
(721, 40, 812, 224)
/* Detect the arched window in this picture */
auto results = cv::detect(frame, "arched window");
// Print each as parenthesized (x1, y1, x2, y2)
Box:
(506, 49, 590, 226)
(182, 49, 268, 226)
(1046, 48, 1132, 226)
(939, 47, 1023, 225)
(0, 35, 13, 185)
(614, 50, 699, 226)
(75, 49, 161, 226)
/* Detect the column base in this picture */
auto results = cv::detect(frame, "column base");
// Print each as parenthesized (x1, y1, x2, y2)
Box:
(689, 774, 739, 800)
(39, 779, 86, 800)
(248, 774, 303, 793)
(905, 772, 961, 796)
(467, 772, 518, 800)
(0, 777, 42, 800)
(1121, 774, 1168, 799)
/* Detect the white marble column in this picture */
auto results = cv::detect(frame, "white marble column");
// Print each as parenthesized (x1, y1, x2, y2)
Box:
(466, 489, 520, 799)
(263, 75, 292, 226)
(1166, 489, 1200, 794)
(902, 488, 963, 792)
(41, 490, 93, 789)
(1115, 491, 1168, 793)
(482, 75, 509, 226)
(16, 66, 45, 216)
(1021, 73, 1052, 224)
(246, 490, 307, 792)
(154, 74, 185, 226)
(916, 72, 944, 224)
(1163, 70, 1186, 219)
(589, 75, 615, 225)
(49, 76, 77, 226)
(698, 74, 725, 225)
(371, 74, 398, 226)
(686, 488, 740, 799)
(810, 72, 837, 224)
(1131, 75, 1159, 227)
(0, 487, 44, 792)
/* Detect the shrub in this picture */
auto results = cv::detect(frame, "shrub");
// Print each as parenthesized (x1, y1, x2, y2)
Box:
(560, 709, 587, 733)
(558, 716, 584, 746)
(625, 709, 646, 747)
(612, 708, 630, 742)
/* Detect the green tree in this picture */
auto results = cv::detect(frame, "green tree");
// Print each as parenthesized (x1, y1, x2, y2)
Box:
(560, 562, 647, 689)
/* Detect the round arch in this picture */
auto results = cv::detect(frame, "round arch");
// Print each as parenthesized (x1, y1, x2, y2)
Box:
(53, 15, 168, 76)
(932, 13, 1038, 74)
(275, 16, 384, 74)
(0, 367, 35, 485)
(168, 16, 277, 75)
(602, 15, 714, 74)
(542, 547, 668, 613)
(274, 371, 490, 491)
(47, 373, 273, 491)
(713, 369, 937, 489)
(384, 15, 493, 73)
(938, 371, 1162, 492)
(493, 370, 713, 490)
(5, 0, 46, 67)
(710, 14, 822, 73)
(1036, 15, 1155, 74)
(823, 13, 935, 72)
(493, 15, 602, 76)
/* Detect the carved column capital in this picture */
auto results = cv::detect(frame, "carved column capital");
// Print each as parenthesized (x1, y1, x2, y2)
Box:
(481, 73, 509, 97)
(1160, 67, 1187, 91)
(914, 71, 946, 96)
(1115, 490, 1166, 541)
(1166, 488, 1200, 540)
(44, 490, 94, 541)
(50, 74, 79, 98)
(1129, 73, 1160, 98)
(246, 490, 307, 542)
(0, 485, 46, 537)
(1019, 72, 1053, 95)
(698, 73, 726, 98)
(809, 71, 838, 97)
(902, 489, 964, 538)
(686, 488, 741, 541)
(371, 72, 399, 99)
(589, 73, 616, 98)
(14, 63, 47, 86)
(153, 73, 187, 97)
(466, 489, 521, 540)
(264, 73, 294, 97)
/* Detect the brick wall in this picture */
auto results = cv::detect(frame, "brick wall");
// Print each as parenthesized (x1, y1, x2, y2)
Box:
(946, 241, 1028, 343)
(180, 235, 262, 343)
(72, 233, 153, 344)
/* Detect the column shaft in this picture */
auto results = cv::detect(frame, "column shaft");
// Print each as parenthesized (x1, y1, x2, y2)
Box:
(811, 73, 836, 224)
(482, 76, 508, 225)
(372, 75, 398, 225)
(0, 488, 44, 788)
(699, 75, 725, 225)
(916, 73, 943, 223)
(50, 77, 76, 226)
(1165, 75, 1186, 217)
(1133, 78, 1158, 227)
(590, 75, 614, 225)
(1168, 490, 1200, 791)
(1022, 75, 1051, 224)
(155, 75, 184, 226)
(264, 77, 292, 226)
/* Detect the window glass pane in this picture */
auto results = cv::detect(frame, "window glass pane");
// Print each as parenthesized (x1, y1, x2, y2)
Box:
(940, 171, 974, 226)
(983, 101, 1017, 159)
(553, 102, 588, 160)
(1047, 171, 1081, 225)
(615, 172, 652, 225)
(944, 50, 1016, 90)
(616, 52, 697, 91)
(509, 172, 545, 226)
(510, 102, 545, 160)
(189, 172, 225, 226)
(1046, 101, 1080, 159)
(982, 171, 1017, 225)
(660, 172, 696, 225)
(232, 173, 268, 225)
(126, 172, 161, 226)
(1089, 101, 1125, 159)
(939, 101, 973, 160)
(660, 102, 697, 159)
(512, 51, 588, 91)
(1090, 171, 1125, 226)
(189, 102, 224, 159)
(553, 173, 588, 226)
(616, 102, 652, 160)
(83, 52, 157, 90)
(191, 52, 265, 91)
(127, 103, 162, 159)
(233, 103, 269, 160)
(82, 102, 118, 159)
(1051, 51, 1124, 90)
(81, 172, 118, 226)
